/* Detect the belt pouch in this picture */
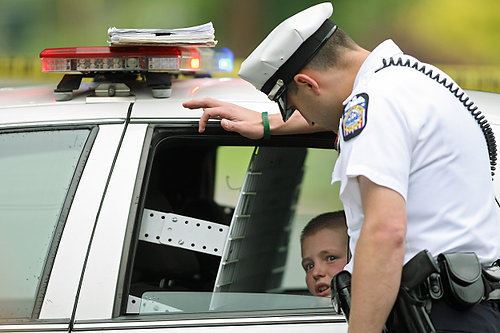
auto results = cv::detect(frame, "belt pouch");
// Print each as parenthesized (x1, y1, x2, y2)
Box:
(437, 252, 484, 309)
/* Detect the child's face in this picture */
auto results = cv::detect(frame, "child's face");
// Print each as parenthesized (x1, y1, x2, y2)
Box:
(301, 228, 347, 297)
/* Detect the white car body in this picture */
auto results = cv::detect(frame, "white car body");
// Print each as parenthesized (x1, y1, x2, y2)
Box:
(0, 76, 498, 333)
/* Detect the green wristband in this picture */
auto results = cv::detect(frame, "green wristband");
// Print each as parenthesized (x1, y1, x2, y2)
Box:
(262, 111, 271, 140)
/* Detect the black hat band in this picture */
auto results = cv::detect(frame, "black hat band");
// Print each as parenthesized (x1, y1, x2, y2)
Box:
(261, 19, 337, 98)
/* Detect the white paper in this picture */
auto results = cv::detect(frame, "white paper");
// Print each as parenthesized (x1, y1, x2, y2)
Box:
(107, 22, 217, 46)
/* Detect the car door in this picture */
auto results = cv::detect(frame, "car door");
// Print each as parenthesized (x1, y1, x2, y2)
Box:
(0, 101, 130, 332)
(0, 126, 128, 332)
(71, 122, 348, 332)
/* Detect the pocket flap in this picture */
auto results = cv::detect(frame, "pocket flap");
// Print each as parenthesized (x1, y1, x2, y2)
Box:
(440, 252, 481, 284)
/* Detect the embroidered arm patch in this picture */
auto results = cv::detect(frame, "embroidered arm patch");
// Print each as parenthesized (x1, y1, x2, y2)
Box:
(343, 93, 369, 141)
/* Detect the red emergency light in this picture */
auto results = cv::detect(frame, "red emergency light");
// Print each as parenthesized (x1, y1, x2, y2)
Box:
(40, 46, 202, 73)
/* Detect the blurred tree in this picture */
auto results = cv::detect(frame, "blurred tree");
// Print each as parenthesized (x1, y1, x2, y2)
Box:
(397, 0, 500, 65)
(0, 0, 497, 66)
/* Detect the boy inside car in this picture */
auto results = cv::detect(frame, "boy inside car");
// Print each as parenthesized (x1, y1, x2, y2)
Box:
(301, 211, 349, 297)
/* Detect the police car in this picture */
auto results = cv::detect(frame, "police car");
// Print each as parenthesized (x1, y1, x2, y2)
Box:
(0, 45, 498, 333)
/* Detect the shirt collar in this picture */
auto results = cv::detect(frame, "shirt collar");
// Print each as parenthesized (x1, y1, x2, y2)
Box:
(342, 39, 403, 106)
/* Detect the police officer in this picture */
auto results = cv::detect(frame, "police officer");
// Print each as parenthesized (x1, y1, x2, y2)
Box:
(183, 2, 500, 332)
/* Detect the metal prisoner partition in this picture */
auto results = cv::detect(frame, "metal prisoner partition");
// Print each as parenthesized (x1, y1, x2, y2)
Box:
(211, 146, 306, 304)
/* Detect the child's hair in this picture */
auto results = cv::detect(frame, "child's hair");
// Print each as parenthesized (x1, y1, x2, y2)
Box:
(300, 211, 347, 245)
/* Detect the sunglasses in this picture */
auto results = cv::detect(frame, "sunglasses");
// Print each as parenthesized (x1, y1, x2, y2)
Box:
(267, 79, 296, 122)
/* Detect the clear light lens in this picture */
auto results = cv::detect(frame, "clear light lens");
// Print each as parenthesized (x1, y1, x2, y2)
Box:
(149, 57, 179, 71)
(76, 57, 125, 71)
(218, 57, 233, 72)
(41, 58, 71, 72)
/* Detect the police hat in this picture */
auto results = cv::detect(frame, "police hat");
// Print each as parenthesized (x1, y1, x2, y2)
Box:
(239, 2, 337, 121)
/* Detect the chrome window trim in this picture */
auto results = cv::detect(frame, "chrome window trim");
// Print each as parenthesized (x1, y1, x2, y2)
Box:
(129, 118, 203, 125)
(0, 119, 125, 130)
(74, 313, 345, 330)
(0, 322, 68, 332)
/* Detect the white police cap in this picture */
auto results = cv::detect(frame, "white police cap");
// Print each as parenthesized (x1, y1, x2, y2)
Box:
(239, 2, 337, 121)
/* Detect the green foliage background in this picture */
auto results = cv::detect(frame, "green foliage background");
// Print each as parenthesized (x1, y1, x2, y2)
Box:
(0, 0, 498, 65)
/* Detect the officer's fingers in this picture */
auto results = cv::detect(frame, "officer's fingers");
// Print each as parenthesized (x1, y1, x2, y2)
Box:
(198, 110, 212, 133)
(183, 98, 226, 110)
(198, 107, 231, 133)
(183, 98, 209, 109)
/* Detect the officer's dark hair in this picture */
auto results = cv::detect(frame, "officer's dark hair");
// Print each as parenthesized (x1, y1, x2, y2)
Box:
(306, 27, 357, 70)
(300, 210, 347, 245)
(289, 28, 357, 94)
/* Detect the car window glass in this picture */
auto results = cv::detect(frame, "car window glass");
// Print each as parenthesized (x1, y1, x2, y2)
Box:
(214, 146, 254, 207)
(127, 135, 341, 316)
(282, 148, 342, 289)
(138, 291, 331, 314)
(0, 129, 90, 319)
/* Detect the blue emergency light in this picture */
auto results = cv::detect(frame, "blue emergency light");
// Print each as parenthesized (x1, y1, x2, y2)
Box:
(215, 48, 234, 72)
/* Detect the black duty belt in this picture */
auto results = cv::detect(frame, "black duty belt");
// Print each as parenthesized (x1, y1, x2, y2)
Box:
(331, 250, 500, 333)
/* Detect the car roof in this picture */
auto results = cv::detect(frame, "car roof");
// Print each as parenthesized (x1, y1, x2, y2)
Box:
(0, 78, 498, 127)
(131, 77, 279, 120)
(0, 77, 280, 127)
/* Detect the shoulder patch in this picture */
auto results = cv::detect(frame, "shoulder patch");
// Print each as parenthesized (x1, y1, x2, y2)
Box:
(343, 93, 369, 141)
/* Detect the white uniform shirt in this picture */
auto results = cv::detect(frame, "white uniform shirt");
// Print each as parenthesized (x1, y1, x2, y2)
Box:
(332, 40, 500, 272)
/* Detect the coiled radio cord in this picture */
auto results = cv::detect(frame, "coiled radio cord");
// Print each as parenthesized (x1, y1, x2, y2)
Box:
(375, 57, 497, 178)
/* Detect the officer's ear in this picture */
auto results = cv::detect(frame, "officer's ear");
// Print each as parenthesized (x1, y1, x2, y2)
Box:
(294, 74, 320, 95)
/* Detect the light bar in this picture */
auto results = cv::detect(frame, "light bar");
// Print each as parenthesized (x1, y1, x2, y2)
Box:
(40, 46, 202, 73)
(199, 47, 234, 73)
(214, 48, 234, 72)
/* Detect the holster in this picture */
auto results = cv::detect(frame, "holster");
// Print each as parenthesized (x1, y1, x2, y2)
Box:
(437, 252, 485, 309)
(386, 250, 438, 333)
(330, 252, 499, 332)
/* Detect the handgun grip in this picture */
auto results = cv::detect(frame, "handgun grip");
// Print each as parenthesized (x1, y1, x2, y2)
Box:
(401, 250, 440, 290)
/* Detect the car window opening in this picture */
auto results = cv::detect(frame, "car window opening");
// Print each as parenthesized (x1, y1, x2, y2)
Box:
(125, 131, 339, 315)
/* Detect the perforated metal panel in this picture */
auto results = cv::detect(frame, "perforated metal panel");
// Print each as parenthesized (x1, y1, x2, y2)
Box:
(126, 295, 141, 314)
(139, 210, 229, 256)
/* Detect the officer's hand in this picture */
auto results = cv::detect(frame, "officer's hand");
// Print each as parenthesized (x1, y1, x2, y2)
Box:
(183, 98, 265, 139)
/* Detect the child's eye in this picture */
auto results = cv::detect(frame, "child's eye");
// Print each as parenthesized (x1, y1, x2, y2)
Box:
(327, 255, 337, 262)
(304, 262, 314, 271)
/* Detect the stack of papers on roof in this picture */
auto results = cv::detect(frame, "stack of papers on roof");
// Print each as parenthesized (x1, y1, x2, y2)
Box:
(108, 22, 217, 47)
